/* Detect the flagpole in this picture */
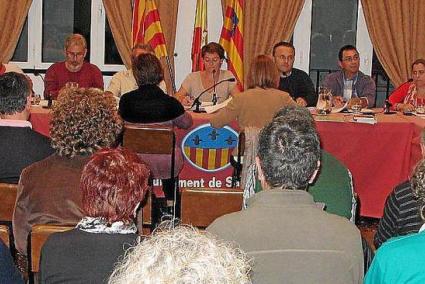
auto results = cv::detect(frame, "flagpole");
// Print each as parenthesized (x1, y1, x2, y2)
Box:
(165, 55, 176, 94)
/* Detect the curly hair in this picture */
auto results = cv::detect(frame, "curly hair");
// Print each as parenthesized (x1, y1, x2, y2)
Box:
(411, 159, 425, 221)
(50, 87, 122, 158)
(81, 148, 150, 224)
(0, 72, 30, 115)
(108, 224, 252, 284)
(258, 107, 320, 190)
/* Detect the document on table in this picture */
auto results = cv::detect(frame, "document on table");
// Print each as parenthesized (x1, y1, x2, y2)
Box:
(204, 98, 232, 114)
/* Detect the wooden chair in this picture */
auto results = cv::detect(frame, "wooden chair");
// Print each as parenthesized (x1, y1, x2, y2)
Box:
(122, 124, 177, 227)
(180, 187, 243, 228)
(28, 224, 74, 280)
(0, 183, 18, 222)
(0, 224, 10, 247)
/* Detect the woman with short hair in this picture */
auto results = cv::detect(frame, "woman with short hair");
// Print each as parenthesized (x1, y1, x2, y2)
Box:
(39, 148, 150, 284)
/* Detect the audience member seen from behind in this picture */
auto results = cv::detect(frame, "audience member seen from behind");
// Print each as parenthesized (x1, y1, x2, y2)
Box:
(119, 53, 192, 220)
(388, 59, 425, 112)
(44, 34, 104, 99)
(13, 87, 122, 258)
(273, 41, 317, 106)
(0, 239, 23, 284)
(0, 72, 54, 183)
(175, 42, 239, 106)
(374, 130, 425, 249)
(323, 44, 376, 108)
(365, 159, 425, 283)
(108, 224, 251, 284)
(39, 148, 150, 284)
(106, 43, 166, 98)
(208, 107, 364, 284)
(210, 54, 295, 130)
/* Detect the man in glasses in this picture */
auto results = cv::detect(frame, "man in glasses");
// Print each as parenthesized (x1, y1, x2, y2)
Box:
(273, 41, 317, 107)
(323, 45, 375, 108)
(44, 33, 103, 99)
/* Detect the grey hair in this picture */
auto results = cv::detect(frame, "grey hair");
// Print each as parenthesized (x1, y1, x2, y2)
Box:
(411, 159, 425, 221)
(258, 106, 320, 190)
(108, 223, 252, 284)
(0, 72, 30, 115)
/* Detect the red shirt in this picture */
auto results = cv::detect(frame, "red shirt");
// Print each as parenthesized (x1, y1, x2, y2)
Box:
(388, 81, 412, 107)
(44, 61, 103, 99)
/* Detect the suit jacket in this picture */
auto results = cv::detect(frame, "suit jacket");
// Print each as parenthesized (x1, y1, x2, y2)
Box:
(0, 126, 54, 184)
(323, 70, 376, 107)
(13, 154, 88, 255)
(210, 87, 296, 130)
(207, 189, 364, 284)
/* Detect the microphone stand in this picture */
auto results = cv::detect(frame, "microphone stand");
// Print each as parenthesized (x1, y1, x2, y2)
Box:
(212, 70, 218, 106)
(191, 77, 236, 113)
(34, 70, 53, 109)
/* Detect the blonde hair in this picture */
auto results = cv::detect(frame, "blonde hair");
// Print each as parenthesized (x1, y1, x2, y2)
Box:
(247, 55, 280, 89)
(108, 223, 252, 284)
(50, 87, 122, 158)
(64, 33, 87, 50)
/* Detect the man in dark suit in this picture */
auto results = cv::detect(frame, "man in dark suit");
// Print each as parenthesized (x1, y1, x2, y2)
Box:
(0, 72, 54, 183)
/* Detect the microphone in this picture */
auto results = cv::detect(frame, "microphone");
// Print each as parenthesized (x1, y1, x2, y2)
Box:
(212, 70, 218, 106)
(191, 77, 236, 113)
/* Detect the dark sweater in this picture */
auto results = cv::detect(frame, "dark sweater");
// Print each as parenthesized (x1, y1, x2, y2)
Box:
(119, 84, 185, 123)
(278, 68, 317, 107)
(39, 229, 139, 284)
(0, 240, 23, 284)
(374, 181, 423, 249)
(0, 126, 54, 183)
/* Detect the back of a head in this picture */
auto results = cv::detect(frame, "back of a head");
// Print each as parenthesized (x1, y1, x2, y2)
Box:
(131, 53, 164, 87)
(81, 147, 150, 225)
(0, 72, 30, 116)
(258, 106, 320, 189)
(50, 87, 122, 158)
(247, 55, 279, 89)
(108, 224, 251, 284)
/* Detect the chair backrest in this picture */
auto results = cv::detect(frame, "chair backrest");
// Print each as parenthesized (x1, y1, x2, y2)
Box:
(0, 224, 10, 247)
(29, 224, 74, 273)
(122, 124, 175, 155)
(0, 183, 18, 222)
(180, 188, 243, 228)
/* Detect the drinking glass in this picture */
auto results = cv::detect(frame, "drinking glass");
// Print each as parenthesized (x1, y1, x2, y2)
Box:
(316, 87, 333, 115)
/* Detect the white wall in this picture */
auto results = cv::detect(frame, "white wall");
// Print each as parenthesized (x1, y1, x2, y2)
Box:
(174, 0, 223, 89)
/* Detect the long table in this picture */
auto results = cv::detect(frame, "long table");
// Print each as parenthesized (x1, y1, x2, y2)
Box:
(30, 107, 423, 218)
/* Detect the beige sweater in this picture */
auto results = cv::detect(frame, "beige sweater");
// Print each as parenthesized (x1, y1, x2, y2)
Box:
(210, 87, 295, 130)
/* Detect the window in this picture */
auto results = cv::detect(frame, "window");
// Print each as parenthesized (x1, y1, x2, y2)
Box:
(11, 0, 124, 72)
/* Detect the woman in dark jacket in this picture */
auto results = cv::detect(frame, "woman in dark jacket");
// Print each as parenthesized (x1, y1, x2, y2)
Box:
(119, 53, 193, 222)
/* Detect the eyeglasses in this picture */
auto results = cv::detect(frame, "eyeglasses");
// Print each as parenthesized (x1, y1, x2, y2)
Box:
(342, 55, 359, 62)
(66, 51, 85, 58)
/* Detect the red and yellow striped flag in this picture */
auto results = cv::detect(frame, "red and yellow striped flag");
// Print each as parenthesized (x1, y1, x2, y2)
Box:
(191, 0, 208, 72)
(132, 0, 168, 58)
(219, 0, 243, 90)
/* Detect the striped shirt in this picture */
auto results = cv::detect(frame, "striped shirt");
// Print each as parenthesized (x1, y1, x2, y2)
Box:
(374, 181, 423, 249)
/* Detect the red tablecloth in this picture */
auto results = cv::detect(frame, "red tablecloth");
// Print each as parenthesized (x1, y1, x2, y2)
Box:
(315, 112, 422, 217)
(29, 107, 423, 218)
